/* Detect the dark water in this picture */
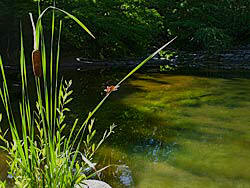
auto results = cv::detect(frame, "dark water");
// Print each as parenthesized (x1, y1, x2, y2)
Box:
(1, 69, 250, 188)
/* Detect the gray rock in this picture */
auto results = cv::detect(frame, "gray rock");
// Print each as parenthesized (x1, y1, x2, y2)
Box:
(75, 180, 112, 188)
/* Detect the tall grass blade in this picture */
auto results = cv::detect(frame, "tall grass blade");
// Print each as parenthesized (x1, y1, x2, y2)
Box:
(37, 6, 95, 41)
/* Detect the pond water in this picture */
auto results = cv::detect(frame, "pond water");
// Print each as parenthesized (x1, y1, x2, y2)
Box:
(1, 70, 250, 187)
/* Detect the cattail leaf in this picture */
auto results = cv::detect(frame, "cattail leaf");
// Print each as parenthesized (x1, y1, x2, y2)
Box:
(37, 6, 95, 39)
(92, 144, 95, 153)
(75, 174, 87, 184)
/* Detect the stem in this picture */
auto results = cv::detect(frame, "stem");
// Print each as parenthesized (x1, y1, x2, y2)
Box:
(29, 13, 37, 50)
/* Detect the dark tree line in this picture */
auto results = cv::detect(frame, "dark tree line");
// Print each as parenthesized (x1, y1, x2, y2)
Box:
(0, 0, 249, 62)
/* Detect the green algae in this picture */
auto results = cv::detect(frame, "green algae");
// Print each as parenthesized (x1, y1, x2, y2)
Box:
(92, 73, 250, 188)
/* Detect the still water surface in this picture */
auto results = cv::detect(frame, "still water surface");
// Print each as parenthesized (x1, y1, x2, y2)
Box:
(1, 70, 250, 187)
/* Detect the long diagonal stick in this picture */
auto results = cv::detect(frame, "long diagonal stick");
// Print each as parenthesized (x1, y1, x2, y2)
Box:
(72, 37, 177, 147)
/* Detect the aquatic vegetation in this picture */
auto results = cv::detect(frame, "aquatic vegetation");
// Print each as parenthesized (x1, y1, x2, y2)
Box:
(0, 5, 111, 188)
(92, 74, 250, 187)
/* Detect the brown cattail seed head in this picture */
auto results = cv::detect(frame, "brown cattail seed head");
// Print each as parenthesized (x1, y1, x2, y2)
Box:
(32, 49, 42, 77)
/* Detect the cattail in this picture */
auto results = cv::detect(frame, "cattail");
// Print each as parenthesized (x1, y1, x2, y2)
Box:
(32, 49, 42, 77)
(30, 13, 42, 77)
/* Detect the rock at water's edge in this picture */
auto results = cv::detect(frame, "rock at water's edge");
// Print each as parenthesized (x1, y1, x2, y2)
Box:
(75, 180, 112, 188)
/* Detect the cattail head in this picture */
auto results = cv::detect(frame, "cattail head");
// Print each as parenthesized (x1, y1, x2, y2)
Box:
(32, 49, 42, 77)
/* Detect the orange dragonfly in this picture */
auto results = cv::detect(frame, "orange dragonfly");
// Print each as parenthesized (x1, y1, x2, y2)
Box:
(104, 85, 119, 95)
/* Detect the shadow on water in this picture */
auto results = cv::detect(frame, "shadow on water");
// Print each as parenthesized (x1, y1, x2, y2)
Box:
(1, 69, 250, 187)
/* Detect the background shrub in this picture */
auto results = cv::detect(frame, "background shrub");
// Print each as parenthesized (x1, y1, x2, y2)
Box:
(0, 0, 249, 62)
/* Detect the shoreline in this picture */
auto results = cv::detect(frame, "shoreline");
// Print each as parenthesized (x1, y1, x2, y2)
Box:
(3, 47, 250, 73)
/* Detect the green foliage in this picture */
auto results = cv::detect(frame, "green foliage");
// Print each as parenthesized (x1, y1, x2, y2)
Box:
(0, 0, 249, 59)
(54, 0, 163, 58)
(160, 65, 176, 72)
(0, 181, 6, 188)
(159, 0, 250, 51)
(194, 27, 232, 51)
(159, 50, 177, 60)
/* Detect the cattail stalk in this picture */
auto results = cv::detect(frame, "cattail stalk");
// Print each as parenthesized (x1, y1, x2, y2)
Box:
(29, 13, 42, 77)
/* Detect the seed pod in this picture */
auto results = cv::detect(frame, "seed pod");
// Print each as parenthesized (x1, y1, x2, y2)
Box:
(32, 49, 42, 77)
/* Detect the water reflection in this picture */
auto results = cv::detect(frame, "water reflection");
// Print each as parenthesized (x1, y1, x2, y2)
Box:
(133, 139, 177, 163)
(115, 165, 134, 187)
(103, 138, 178, 187)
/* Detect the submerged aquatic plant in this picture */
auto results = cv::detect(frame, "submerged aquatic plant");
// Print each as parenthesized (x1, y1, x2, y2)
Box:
(0, 2, 176, 188)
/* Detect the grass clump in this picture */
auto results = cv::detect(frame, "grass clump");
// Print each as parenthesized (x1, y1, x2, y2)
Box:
(0, 5, 112, 188)
(0, 3, 176, 188)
